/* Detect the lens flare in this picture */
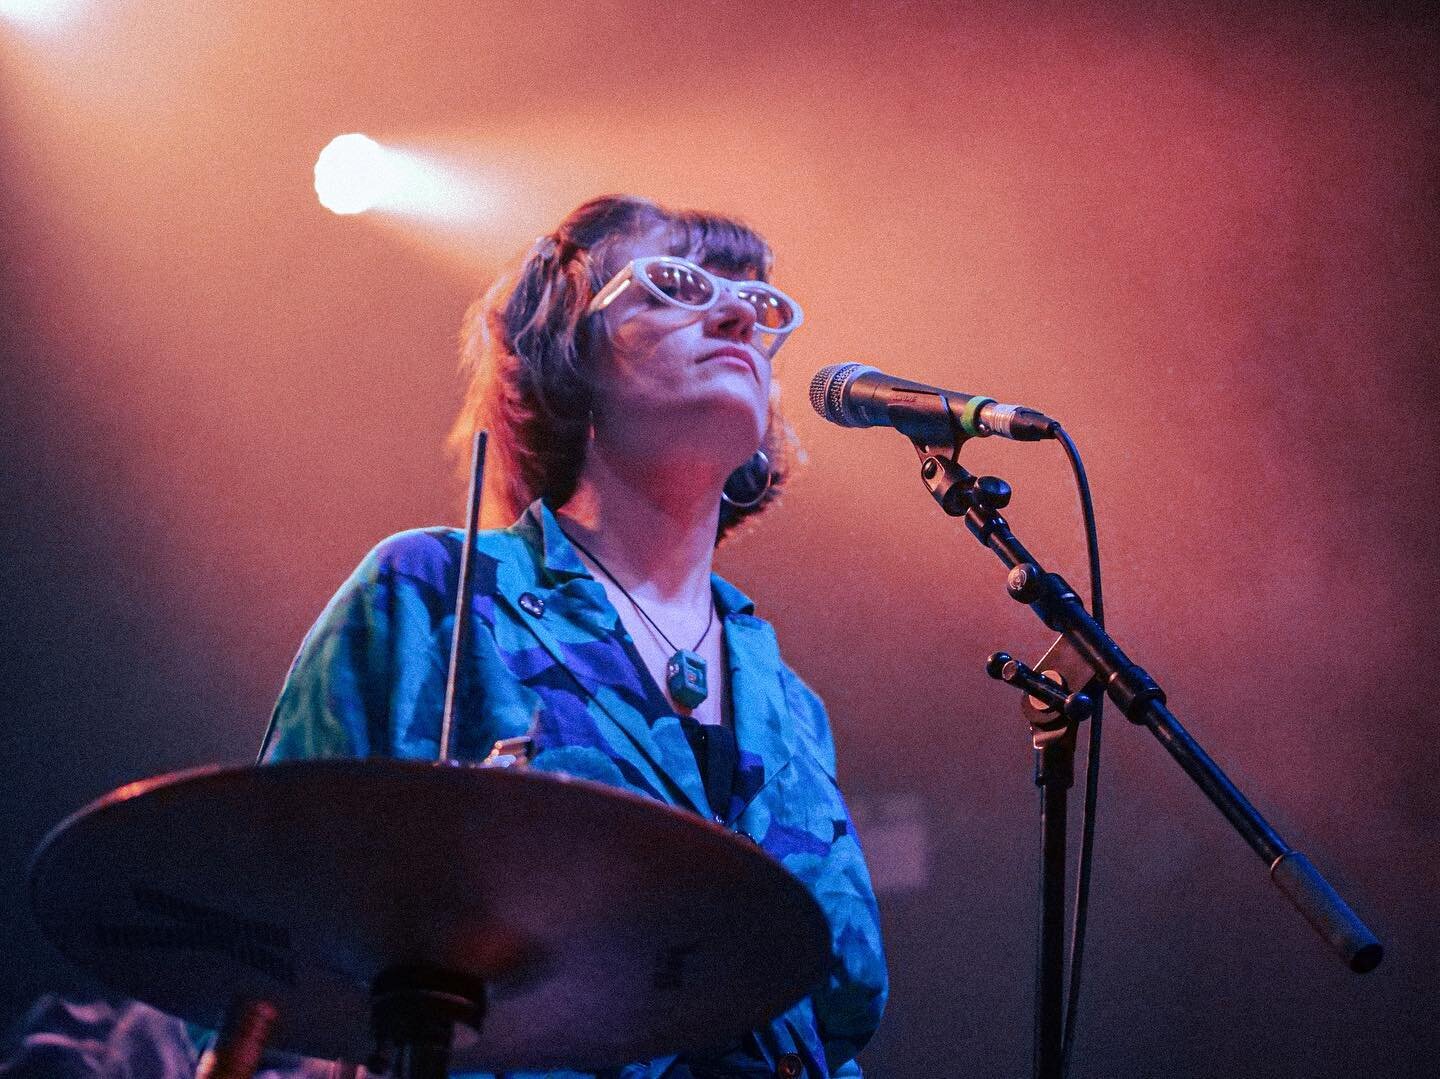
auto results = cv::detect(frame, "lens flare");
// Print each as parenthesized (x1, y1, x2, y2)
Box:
(313, 133, 400, 216)
(313, 133, 497, 234)
(0, 0, 82, 27)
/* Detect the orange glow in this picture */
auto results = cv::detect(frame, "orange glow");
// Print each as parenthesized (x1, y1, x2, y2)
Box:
(2, 7, 1433, 1074)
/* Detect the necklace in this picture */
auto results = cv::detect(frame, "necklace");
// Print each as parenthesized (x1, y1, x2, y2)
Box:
(560, 527, 715, 709)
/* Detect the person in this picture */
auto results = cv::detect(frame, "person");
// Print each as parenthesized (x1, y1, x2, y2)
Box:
(267, 194, 886, 1078)
(1, 195, 886, 1079)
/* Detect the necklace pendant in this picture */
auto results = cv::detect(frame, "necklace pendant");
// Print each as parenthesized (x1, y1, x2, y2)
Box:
(666, 649, 709, 709)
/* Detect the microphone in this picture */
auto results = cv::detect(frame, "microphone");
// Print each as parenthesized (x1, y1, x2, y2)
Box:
(809, 363, 1059, 443)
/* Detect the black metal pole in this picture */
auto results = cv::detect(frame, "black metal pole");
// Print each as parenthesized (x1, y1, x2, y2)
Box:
(1034, 732, 1074, 1079)
(440, 431, 487, 764)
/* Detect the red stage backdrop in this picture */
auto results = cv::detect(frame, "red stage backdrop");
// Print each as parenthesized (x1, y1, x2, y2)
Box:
(2, 3, 1436, 1075)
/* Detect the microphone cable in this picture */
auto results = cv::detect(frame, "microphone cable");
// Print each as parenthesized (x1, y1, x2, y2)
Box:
(1053, 425, 1104, 1077)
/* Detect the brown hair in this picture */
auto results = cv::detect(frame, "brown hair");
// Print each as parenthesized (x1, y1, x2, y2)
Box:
(449, 194, 796, 542)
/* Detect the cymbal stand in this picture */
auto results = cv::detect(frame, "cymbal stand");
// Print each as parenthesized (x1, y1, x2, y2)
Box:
(367, 965, 488, 1079)
(440, 431, 488, 764)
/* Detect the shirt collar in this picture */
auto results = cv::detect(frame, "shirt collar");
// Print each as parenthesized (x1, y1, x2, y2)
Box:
(515, 499, 757, 617)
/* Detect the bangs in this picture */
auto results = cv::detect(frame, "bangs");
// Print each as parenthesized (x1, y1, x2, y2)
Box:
(668, 211, 773, 281)
(576, 196, 774, 286)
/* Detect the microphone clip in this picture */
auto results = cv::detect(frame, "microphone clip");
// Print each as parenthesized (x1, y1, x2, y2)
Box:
(915, 448, 1012, 519)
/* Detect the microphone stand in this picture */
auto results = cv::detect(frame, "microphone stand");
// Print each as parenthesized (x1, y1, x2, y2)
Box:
(913, 446, 1383, 1079)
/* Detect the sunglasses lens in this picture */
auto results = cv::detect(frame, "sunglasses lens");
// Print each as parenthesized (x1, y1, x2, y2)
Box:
(644, 260, 715, 307)
(738, 286, 795, 331)
(635, 259, 797, 334)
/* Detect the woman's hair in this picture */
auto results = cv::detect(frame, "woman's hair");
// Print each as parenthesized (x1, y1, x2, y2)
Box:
(449, 194, 796, 543)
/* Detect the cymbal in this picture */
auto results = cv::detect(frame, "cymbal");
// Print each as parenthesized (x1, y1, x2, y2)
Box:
(29, 759, 831, 1071)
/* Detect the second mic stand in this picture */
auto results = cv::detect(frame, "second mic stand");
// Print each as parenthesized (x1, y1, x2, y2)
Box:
(914, 447, 1382, 1079)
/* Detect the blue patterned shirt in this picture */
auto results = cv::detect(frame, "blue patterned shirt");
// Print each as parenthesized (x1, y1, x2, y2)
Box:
(263, 501, 888, 1078)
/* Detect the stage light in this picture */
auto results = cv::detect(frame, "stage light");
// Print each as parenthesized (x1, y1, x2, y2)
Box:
(0, 0, 82, 28)
(314, 133, 402, 215)
(314, 133, 494, 227)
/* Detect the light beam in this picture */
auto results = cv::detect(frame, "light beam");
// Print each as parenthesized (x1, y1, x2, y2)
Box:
(313, 132, 496, 227)
(0, 0, 84, 29)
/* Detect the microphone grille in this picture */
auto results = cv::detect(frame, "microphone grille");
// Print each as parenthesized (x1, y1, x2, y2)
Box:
(808, 366, 837, 418)
(808, 363, 865, 425)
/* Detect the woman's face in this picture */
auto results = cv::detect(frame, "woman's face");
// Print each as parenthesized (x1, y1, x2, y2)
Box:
(587, 227, 774, 476)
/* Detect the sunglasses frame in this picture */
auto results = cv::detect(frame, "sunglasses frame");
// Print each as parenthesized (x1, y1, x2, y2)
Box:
(586, 256, 804, 358)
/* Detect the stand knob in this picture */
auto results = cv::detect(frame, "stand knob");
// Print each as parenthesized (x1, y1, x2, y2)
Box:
(973, 476, 1012, 509)
(986, 652, 1093, 721)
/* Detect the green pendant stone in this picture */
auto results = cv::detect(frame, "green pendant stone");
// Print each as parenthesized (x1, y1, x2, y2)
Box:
(666, 649, 709, 709)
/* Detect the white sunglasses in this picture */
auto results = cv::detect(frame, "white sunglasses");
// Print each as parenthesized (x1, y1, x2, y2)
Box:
(586, 256, 804, 359)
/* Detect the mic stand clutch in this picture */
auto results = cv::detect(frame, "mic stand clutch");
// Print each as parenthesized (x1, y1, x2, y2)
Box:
(914, 448, 1383, 1079)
